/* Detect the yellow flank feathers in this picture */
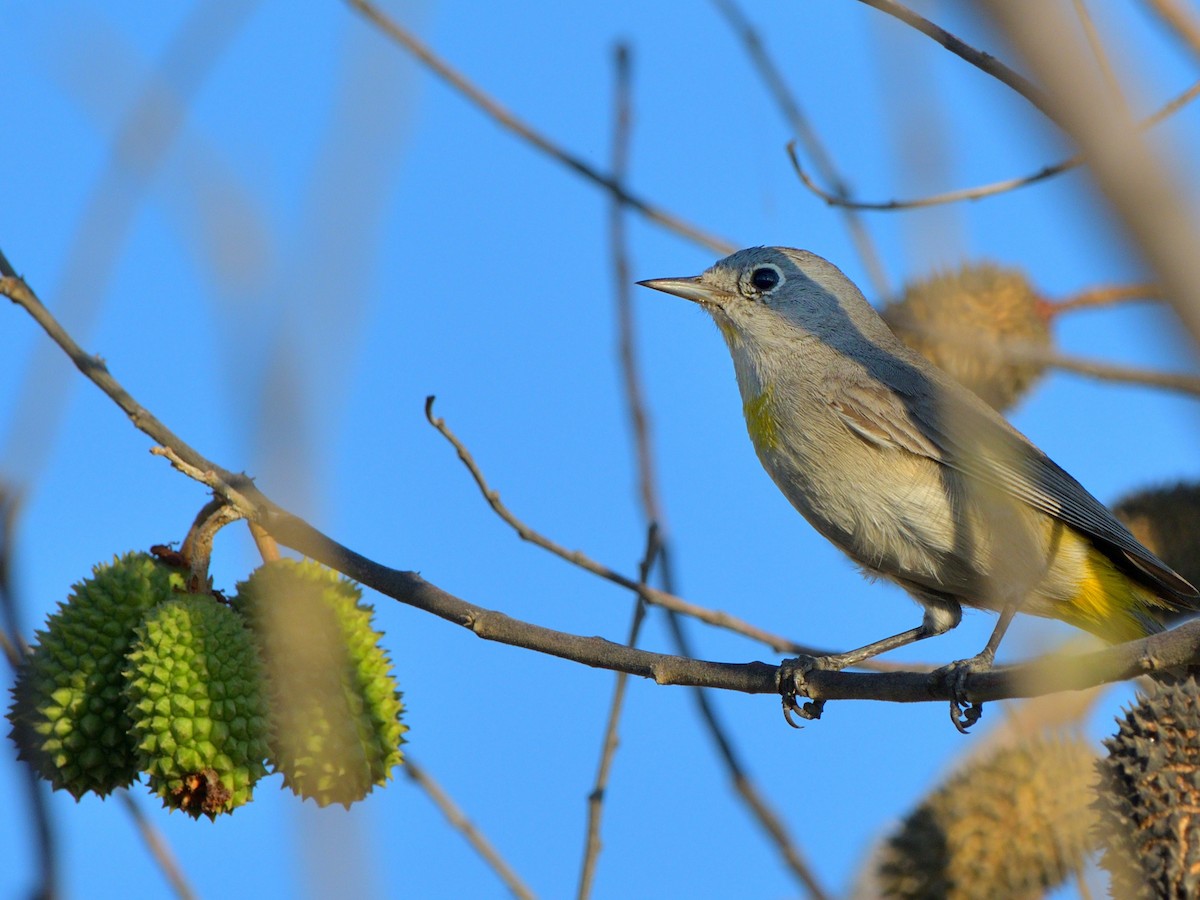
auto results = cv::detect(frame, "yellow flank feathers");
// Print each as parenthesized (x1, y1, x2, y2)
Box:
(1060, 543, 1161, 644)
(744, 386, 780, 452)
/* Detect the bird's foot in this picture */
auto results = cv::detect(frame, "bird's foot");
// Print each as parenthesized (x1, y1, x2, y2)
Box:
(777, 653, 848, 728)
(934, 649, 995, 734)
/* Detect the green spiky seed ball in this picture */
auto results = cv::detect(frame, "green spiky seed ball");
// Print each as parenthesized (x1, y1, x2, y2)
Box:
(882, 264, 1051, 412)
(1097, 677, 1200, 899)
(124, 594, 269, 818)
(873, 733, 1097, 899)
(234, 559, 406, 808)
(7, 551, 186, 799)
(1113, 481, 1200, 592)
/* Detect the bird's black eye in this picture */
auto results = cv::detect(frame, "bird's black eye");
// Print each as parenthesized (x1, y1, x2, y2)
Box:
(750, 266, 780, 292)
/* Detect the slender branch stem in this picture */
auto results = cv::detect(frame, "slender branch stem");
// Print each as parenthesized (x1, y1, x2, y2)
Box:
(712, 0, 889, 295)
(854, 0, 1052, 119)
(423, 396, 900, 663)
(344, 0, 734, 255)
(6, 260, 1200, 708)
(403, 757, 536, 900)
(117, 792, 198, 900)
(787, 80, 1200, 211)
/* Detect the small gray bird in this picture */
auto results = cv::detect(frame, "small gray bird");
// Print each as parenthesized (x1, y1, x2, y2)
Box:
(639, 247, 1198, 730)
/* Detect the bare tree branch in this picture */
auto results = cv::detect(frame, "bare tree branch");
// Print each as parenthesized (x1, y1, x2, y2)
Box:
(6, 259, 1200, 711)
(788, 80, 1200, 211)
(1144, 0, 1200, 60)
(117, 792, 198, 900)
(423, 396, 895, 662)
(1050, 282, 1160, 316)
(853, 0, 1052, 119)
(403, 757, 536, 900)
(344, 0, 734, 255)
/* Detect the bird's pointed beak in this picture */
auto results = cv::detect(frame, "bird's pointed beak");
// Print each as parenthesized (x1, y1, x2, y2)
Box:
(637, 276, 721, 305)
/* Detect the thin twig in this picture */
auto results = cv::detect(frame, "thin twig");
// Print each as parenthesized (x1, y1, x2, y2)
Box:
(344, 0, 734, 256)
(0, 490, 58, 900)
(1144, 0, 1200, 61)
(403, 757, 536, 900)
(117, 791, 198, 900)
(577, 526, 658, 900)
(665, 595, 830, 900)
(787, 79, 1200, 211)
(987, 0, 1200, 345)
(600, 46, 831, 897)
(711, 0, 889, 295)
(1050, 282, 1160, 315)
(1072, 0, 1125, 105)
(854, 0, 1052, 118)
(423, 395, 892, 661)
(7, 259, 1200, 707)
(577, 47, 648, 900)
(894, 322, 1200, 398)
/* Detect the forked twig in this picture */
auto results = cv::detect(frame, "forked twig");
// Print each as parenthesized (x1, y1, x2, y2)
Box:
(788, 80, 1200, 211)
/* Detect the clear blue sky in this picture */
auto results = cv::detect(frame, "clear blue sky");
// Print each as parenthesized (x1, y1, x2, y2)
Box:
(3, 2, 1199, 897)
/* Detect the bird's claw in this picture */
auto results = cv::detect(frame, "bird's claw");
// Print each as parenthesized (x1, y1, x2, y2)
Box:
(777, 654, 839, 728)
(935, 652, 993, 734)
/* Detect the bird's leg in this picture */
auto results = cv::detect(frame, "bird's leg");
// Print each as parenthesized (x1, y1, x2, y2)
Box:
(777, 606, 957, 727)
(938, 600, 1020, 734)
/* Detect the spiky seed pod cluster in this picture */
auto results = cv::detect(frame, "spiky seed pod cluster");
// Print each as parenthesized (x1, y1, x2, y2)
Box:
(882, 264, 1052, 412)
(1096, 677, 1200, 899)
(124, 594, 270, 819)
(7, 552, 186, 799)
(872, 733, 1097, 899)
(234, 560, 406, 808)
(1113, 481, 1200, 592)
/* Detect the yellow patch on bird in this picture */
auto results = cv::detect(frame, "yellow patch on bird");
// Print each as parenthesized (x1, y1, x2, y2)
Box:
(1061, 544, 1158, 644)
(743, 386, 780, 452)
(716, 318, 740, 347)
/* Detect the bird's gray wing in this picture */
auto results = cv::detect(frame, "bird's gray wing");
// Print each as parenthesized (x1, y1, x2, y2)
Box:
(831, 376, 1196, 596)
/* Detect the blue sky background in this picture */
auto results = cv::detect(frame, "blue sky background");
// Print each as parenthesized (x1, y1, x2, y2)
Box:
(3, 2, 1200, 897)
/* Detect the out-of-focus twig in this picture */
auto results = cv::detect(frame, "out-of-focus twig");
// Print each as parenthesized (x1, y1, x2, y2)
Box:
(117, 792, 197, 900)
(0, 489, 58, 900)
(345, 0, 735, 255)
(1144, 0, 1200, 61)
(403, 757, 536, 900)
(711, 0, 889, 295)
(1072, 0, 1125, 104)
(2, 0, 261, 489)
(1050, 283, 1160, 316)
(896, 322, 1200, 398)
(854, 0, 1052, 118)
(789, 80, 1200, 211)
